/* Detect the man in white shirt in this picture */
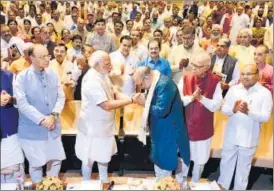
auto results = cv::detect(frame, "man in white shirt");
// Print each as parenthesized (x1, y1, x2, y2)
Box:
(218, 64, 273, 190)
(130, 29, 148, 62)
(229, 6, 250, 45)
(49, 10, 65, 35)
(75, 50, 139, 182)
(110, 35, 139, 96)
(1, 25, 24, 60)
(67, 35, 83, 63)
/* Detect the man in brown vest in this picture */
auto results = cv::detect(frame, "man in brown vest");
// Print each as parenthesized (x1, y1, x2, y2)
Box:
(177, 52, 223, 182)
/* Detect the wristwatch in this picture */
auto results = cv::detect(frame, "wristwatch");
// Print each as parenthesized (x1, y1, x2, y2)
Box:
(50, 112, 59, 119)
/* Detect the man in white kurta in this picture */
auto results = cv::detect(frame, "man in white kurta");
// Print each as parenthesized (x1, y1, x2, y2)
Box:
(110, 35, 139, 96)
(229, 7, 250, 45)
(75, 50, 138, 183)
(218, 64, 273, 190)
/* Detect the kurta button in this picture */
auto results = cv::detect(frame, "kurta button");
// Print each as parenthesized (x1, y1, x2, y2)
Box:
(46, 103, 49, 106)
(44, 85, 46, 88)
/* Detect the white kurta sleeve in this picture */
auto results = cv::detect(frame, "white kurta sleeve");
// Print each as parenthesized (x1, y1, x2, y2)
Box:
(228, 61, 240, 86)
(177, 77, 193, 106)
(248, 89, 273, 123)
(221, 86, 236, 116)
(200, 82, 223, 112)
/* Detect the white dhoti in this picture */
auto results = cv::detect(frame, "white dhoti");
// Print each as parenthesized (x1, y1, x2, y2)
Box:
(75, 131, 117, 182)
(1, 134, 25, 183)
(19, 136, 66, 183)
(218, 139, 257, 190)
(181, 137, 212, 182)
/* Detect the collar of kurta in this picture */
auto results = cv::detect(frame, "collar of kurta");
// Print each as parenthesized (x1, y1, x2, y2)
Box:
(30, 65, 45, 75)
(239, 82, 261, 92)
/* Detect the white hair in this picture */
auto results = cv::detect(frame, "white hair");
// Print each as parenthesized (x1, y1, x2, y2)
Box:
(88, 50, 108, 68)
(212, 24, 223, 32)
(239, 28, 253, 37)
(193, 52, 211, 67)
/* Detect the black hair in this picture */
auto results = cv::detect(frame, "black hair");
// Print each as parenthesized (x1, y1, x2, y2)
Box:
(148, 39, 161, 50)
(23, 19, 31, 25)
(7, 19, 18, 26)
(120, 35, 132, 43)
(55, 42, 68, 51)
(94, 18, 106, 25)
(153, 29, 163, 36)
(71, 34, 82, 42)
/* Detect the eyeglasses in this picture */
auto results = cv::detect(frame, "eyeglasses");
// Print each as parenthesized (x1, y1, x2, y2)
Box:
(35, 55, 52, 60)
(216, 44, 227, 48)
(241, 72, 258, 76)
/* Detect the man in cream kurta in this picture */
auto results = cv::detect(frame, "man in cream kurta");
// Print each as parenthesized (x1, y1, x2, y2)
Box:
(75, 50, 139, 183)
(168, 25, 205, 84)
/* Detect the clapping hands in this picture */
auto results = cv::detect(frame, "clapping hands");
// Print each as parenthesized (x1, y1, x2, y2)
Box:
(233, 100, 249, 114)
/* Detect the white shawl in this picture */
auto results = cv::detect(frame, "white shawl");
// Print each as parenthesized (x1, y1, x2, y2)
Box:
(137, 70, 161, 145)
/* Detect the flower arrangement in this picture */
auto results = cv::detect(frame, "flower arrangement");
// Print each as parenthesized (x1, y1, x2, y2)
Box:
(154, 177, 181, 190)
(36, 176, 64, 190)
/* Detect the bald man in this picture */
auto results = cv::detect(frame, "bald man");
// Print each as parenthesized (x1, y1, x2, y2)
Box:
(178, 52, 223, 182)
(133, 66, 190, 184)
(75, 50, 139, 182)
(14, 44, 66, 183)
(218, 64, 273, 190)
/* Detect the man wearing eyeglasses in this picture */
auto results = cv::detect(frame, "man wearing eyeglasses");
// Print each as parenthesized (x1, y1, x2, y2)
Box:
(218, 64, 273, 190)
(177, 52, 223, 183)
(210, 38, 240, 97)
(14, 44, 66, 183)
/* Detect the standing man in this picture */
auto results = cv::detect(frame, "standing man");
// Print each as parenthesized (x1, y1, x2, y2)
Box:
(254, 45, 273, 93)
(229, 28, 255, 70)
(178, 52, 223, 182)
(137, 39, 171, 78)
(210, 38, 240, 97)
(75, 50, 138, 182)
(229, 6, 250, 45)
(49, 43, 81, 101)
(133, 66, 190, 184)
(14, 44, 66, 183)
(110, 35, 139, 96)
(168, 25, 204, 84)
(218, 64, 273, 190)
(1, 69, 24, 183)
(86, 18, 117, 53)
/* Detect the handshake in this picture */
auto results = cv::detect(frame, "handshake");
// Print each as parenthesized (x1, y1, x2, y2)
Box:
(131, 93, 146, 106)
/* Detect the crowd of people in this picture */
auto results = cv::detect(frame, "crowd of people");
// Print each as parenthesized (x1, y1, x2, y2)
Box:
(1, 1, 273, 190)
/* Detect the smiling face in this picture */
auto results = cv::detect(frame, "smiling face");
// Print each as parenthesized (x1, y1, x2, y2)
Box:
(148, 41, 160, 60)
(120, 39, 132, 57)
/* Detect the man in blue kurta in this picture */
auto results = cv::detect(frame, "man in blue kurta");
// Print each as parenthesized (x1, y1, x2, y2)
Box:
(137, 39, 172, 78)
(14, 44, 66, 183)
(133, 66, 190, 183)
(1, 70, 24, 183)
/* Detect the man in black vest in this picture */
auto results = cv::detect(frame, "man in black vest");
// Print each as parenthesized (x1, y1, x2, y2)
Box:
(210, 38, 240, 97)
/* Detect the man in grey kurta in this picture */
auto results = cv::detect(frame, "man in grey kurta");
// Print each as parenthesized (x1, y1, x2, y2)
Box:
(85, 18, 117, 53)
(14, 44, 66, 183)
